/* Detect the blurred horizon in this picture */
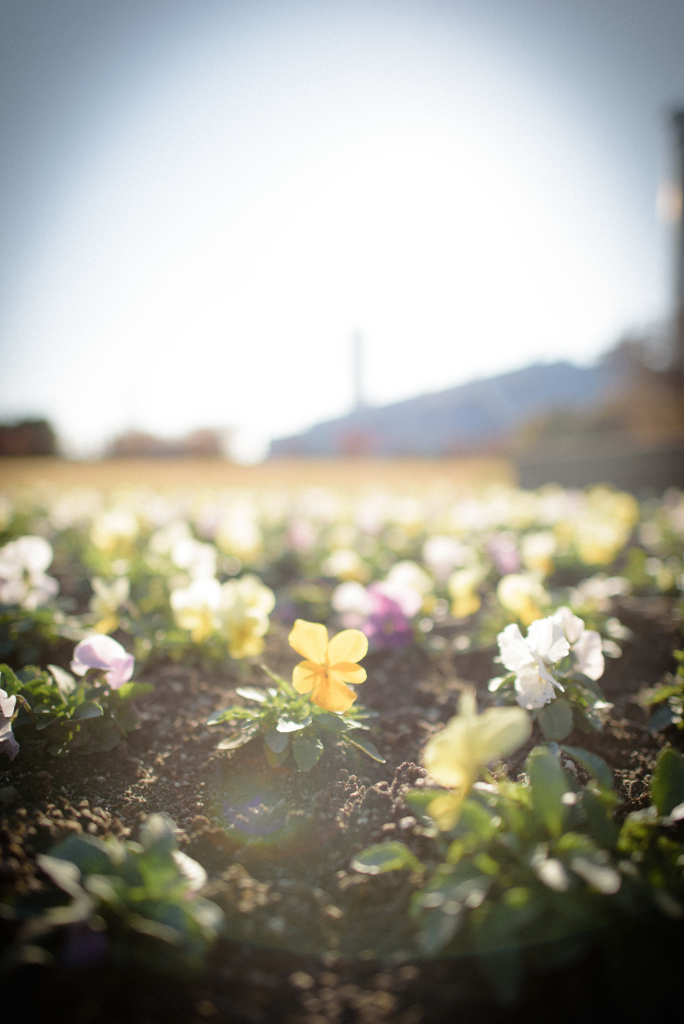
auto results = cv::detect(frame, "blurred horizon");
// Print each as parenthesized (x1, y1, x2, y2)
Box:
(1, 0, 684, 461)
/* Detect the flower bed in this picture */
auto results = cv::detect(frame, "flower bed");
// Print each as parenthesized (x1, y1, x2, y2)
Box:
(0, 481, 682, 1021)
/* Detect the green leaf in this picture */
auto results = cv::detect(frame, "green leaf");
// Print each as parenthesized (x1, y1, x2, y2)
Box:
(276, 715, 311, 732)
(581, 787, 620, 849)
(420, 907, 462, 956)
(650, 747, 684, 816)
(215, 724, 259, 750)
(36, 854, 84, 897)
(116, 681, 154, 701)
(573, 674, 606, 701)
(526, 745, 570, 838)
(235, 686, 268, 703)
(351, 841, 422, 875)
(128, 914, 182, 945)
(315, 711, 349, 733)
(648, 704, 679, 733)
(264, 728, 289, 754)
(47, 664, 76, 698)
(140, 813, 177, 856)
(405, 788, 447, 817)
(264, 742, 290, 768)
(207, 706, 237, 726)
(561, 745, 614, 789)
(83, 720, 123, 752)
(113, 704, 138, 733)
(292, 732, 324, 771)
(459, 800, 501, 840)
(71, 701, 104, 721)
(536, 699, 573, 741)
(344, 732, 386, 763)
(35, 713, 61, 731)
(49, 834, 115, 876)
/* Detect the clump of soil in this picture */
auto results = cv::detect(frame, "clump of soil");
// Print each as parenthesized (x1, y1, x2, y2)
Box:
(1, 600, 682, 1022)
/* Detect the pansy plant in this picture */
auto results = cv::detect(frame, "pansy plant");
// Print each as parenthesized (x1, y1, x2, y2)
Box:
(352, 726, 684, 997)
(0, 635, 152, 757)
(207, 619, 385, 770)
(638, 648, 684, 733)
(3, 813, 223, 974)
(488, 607, 612, 741)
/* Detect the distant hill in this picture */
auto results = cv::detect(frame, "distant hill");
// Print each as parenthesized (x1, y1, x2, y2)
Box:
(269, 361, 616, 458)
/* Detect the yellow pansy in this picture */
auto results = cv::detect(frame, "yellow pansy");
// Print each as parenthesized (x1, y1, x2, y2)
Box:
(520, 531, 556, 578)
(89, 575, 130, 634)
(496, 572, 550, 626)
(220, 574, 275, 659)
(447, 567, 483, 619)
(289, 619, 368, 713)
(423, 694, 531, 830)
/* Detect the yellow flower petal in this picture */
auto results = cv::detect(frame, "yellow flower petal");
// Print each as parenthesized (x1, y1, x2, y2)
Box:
(426, 792, 467, 831)
(327, 628, 368, 665)
(331, 661, 367, 684)
(312, 673, 357, 713)
(292, 661, 321, 694)
(289, 619, 329, 662)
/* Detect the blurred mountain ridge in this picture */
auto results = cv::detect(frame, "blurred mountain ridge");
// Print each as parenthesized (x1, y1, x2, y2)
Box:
(269, 358, 619, 458)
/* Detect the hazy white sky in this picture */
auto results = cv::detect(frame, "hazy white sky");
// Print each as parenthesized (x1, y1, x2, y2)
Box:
(1, 0, 683, 459)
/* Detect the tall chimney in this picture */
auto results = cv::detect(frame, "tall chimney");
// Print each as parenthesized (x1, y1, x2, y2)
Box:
(671, 110, 684, 373)
(352, 330, 366, 410)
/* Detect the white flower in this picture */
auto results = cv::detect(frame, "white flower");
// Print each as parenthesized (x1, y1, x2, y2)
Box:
(170, 577, 223, 643)
(90, 508, 139, 553)
(0, 687, 19, 760)
(497, 616, 569, 710)
(170, 537, 217, 580)
(386, 560, 433, 595)
(0, 535, 59, 610)
(332, 581, 373, 627)
(321, 548, 370, 582)
(552, 606, 605, 682)
(215, 508, 262, 562)
(422, 537, 475, 580)
(148, 520, 192, 556)
(71, 635, 135, 690)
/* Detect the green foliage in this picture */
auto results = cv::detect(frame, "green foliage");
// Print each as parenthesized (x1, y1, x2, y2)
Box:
(351, 841, 424, 876)
(207, 665, 385, 770)
(650, 746, 684, 817)
(494, 667, 612, 742)
(351, 744, 684, 981)
(639, 649, 684, 732)
(0, 662, 152, 756)
(2, 814, 223, 974)
(0, 607, 80, 669)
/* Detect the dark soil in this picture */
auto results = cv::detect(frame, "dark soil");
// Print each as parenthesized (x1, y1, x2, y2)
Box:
(2, 599, 683, 1023)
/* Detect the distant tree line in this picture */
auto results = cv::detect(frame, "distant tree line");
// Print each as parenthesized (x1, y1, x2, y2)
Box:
(106, 428, 228, 459)
(0, 419, 57, 456)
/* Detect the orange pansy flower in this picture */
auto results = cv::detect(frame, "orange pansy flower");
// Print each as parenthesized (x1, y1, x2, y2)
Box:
(288, 619, 368, 713)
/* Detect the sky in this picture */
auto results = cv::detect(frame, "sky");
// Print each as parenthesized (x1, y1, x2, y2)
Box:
(1, 0, 683, 460)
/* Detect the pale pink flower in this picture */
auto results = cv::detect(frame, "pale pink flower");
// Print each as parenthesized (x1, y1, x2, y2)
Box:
(0, 688, 19, 760)
(71, 635, 135, 690)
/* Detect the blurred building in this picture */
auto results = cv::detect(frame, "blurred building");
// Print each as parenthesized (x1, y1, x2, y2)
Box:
(106, 428, 228, 459)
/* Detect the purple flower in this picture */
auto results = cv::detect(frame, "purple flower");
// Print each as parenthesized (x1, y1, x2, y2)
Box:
(488, 532, 520, 575)
(71, 635, 134, 690)
(362, 583, 415, 649)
